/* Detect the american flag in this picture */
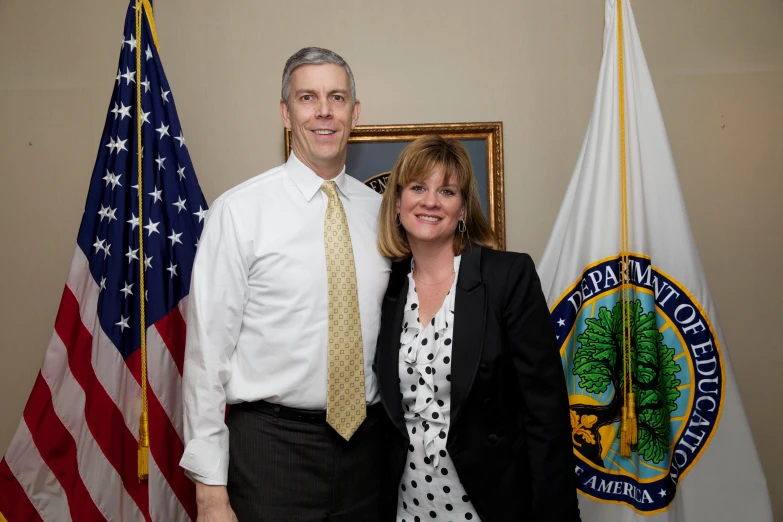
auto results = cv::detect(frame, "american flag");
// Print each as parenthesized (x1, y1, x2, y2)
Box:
(0, 1, 203, 520)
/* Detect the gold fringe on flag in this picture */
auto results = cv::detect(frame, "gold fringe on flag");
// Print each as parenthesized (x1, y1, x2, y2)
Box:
(138, 411, 150, 480)
(135, 0, 161, 480)
(135, 0, 148, 480)
(134, 0, 160, 481)
(627, 391, 638, 445)
(617, 0, 637, 458)
(620, 405, 630, 456)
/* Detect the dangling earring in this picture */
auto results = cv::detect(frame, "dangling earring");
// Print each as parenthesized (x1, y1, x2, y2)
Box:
(458, 220, 466, 233)
(395, 213, 402, 226)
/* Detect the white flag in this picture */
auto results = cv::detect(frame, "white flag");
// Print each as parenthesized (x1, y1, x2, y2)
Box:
(538, 0, 773, 520)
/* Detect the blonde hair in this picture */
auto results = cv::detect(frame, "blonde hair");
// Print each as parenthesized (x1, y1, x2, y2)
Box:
(378, 135, 498, 260)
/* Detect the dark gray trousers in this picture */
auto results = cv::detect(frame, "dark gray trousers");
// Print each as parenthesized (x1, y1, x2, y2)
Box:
(227, 402, 387, 522)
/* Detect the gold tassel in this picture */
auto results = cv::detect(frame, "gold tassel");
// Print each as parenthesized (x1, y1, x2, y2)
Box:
(627, 391, 638, 445)
(138, 411, 149, 481)
(619, 405, 631, 457)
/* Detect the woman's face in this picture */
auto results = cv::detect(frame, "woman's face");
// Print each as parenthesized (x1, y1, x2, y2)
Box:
(396, 166, 465, 249)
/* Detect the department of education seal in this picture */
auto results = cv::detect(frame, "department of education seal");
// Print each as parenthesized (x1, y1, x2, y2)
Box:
(550, 254, 724, 513)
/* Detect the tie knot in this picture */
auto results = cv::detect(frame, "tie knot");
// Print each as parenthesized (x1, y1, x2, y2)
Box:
(321, 180, 339, 200)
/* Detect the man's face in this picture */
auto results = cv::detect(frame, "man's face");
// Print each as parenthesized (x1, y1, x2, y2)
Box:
(280, 63, 360, 179)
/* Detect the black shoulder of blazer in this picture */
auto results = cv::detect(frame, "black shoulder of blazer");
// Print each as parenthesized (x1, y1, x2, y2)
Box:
(376, 245, 581, 522)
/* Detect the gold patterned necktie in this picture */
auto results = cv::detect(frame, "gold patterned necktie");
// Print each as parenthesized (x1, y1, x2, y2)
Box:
(321, 180, 366, 440)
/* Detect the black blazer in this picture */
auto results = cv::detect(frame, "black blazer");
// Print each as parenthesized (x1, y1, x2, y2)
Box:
(376, 246, 580, 522)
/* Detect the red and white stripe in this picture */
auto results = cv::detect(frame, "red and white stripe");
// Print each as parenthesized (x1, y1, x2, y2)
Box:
(0, 247, 196, 521)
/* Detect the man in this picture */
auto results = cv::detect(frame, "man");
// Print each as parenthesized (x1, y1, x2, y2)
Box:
(180, 47, 391, 521)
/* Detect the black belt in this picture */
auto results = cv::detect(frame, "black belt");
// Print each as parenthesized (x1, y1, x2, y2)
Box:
(234, 399, 383, 424)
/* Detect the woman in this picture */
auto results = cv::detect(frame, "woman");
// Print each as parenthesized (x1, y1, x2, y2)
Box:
(375, 135, 580, 522)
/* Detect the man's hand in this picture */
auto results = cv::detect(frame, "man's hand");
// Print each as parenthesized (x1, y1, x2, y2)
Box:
(195, 483, 238, 522)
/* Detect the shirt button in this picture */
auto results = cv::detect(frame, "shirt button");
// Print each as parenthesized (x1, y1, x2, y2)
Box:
(488, 434, 498, 443)
(480, 363, 488, 371)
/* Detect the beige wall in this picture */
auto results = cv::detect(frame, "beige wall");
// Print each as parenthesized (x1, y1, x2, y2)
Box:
(1, 0, 781, 519)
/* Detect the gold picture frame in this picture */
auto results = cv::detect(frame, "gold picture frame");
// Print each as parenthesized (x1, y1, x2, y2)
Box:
(285, 122, 505, 249)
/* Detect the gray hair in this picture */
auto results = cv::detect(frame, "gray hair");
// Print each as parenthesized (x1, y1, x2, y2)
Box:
(281, 47, 356, 105)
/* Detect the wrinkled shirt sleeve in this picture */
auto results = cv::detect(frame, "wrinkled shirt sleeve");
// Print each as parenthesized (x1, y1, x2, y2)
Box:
(179, 199, 248, 485)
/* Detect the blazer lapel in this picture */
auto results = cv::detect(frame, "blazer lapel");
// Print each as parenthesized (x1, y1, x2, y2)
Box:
(450, 245, 486, 428)
(377, 261, 410, 440)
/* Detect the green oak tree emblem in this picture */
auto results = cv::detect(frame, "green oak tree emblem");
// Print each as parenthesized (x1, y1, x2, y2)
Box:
(569, 300, 682, 465)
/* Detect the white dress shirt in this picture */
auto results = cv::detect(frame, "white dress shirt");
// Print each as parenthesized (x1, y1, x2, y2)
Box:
(179, 152, 391, 485)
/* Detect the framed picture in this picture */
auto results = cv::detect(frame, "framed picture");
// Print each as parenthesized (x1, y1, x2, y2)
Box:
(285, 122, 506, 249)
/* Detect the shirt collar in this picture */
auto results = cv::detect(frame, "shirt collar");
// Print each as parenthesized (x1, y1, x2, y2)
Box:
(284, 152, 351, 202)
